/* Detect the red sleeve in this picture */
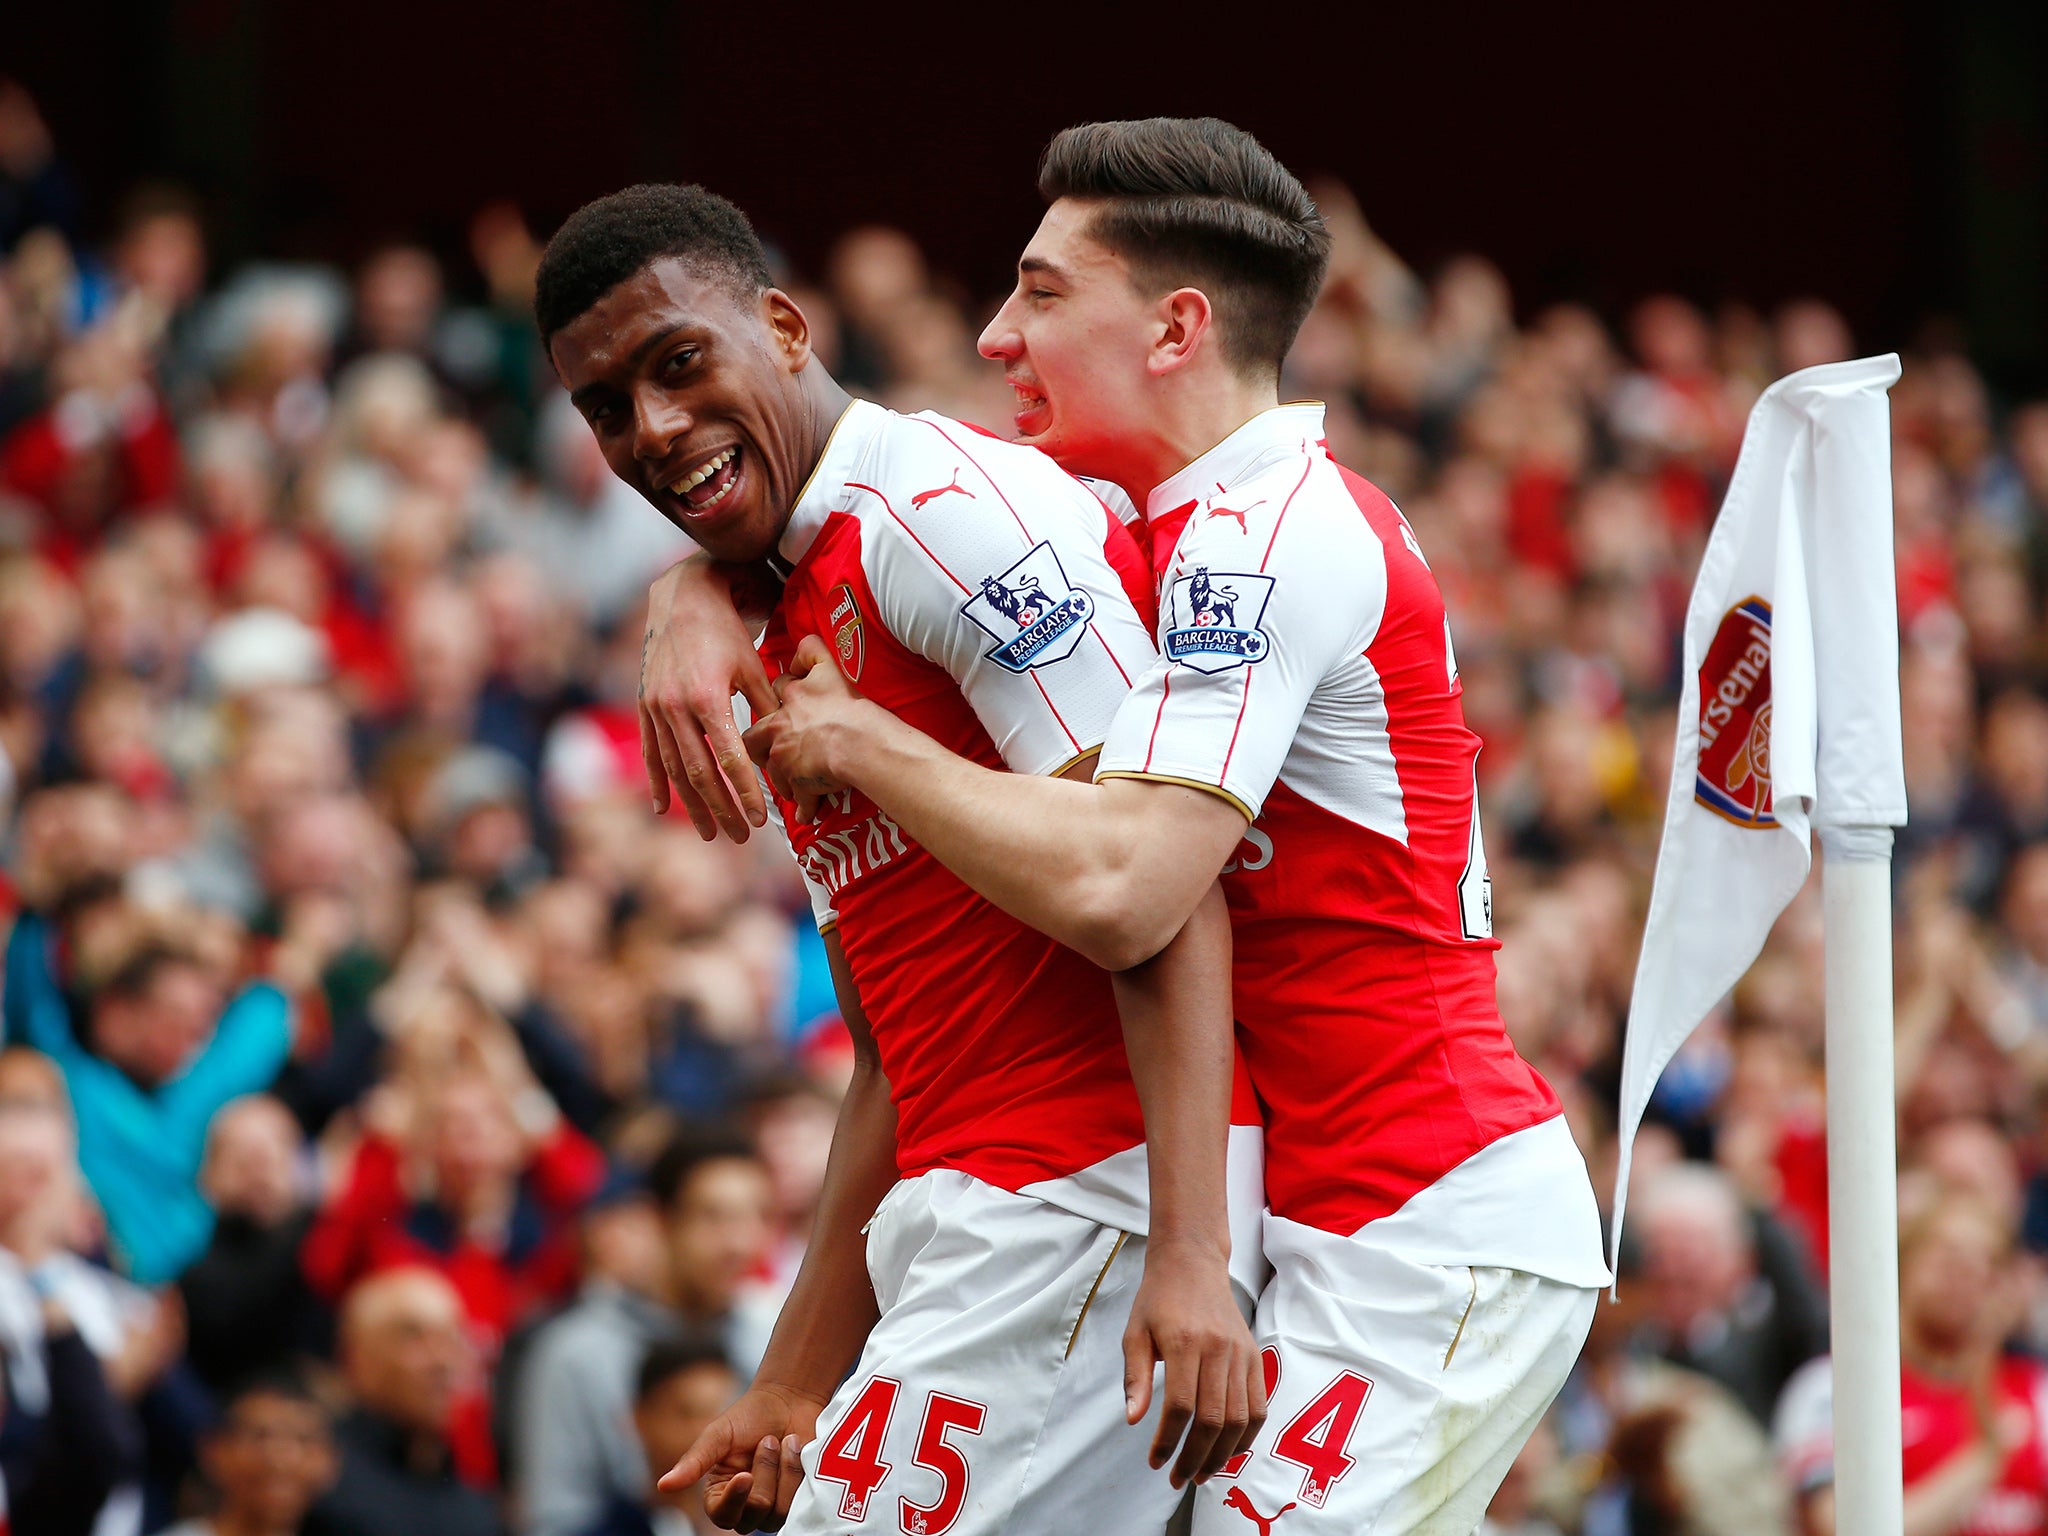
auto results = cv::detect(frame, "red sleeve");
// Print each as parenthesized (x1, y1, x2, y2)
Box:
(525, 1120, 606, 1214)
(301, 1133, 407, 1301)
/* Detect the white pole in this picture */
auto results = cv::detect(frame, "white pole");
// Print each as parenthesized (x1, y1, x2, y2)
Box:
(1820, 824, 1903, 1534)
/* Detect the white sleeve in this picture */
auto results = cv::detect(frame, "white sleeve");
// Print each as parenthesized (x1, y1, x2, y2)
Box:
(863, 416, 1157, 777)
(1098, 477, 1379, 820)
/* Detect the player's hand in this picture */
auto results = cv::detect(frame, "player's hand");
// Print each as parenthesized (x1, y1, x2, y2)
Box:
(1124, 1237, 1266, 1488)
(659, 1382, 825, 1532)
(640, 556, 779, 842)
(743, 634, 870, 824)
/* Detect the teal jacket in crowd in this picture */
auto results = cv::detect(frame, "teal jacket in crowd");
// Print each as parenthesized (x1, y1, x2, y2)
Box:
(3, 914, 292, 1284)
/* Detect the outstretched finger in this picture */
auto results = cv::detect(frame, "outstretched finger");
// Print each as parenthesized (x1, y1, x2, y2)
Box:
(1123, 1323, 1157, 1427)
(661, 1422, 731, 1493)
(1151, 1350, 1196, 1475)
(740, 1436, 786, 1532)
(639, 704, 673, 816)
(703, 706, 767, 834)
(704, 1471, 754, 1528)
(650, 706, 716, 840)
(1229, 1348, 1269, 1468)
(1171, 1348, 1231, 1488)
(771, 1433, 805, 1519)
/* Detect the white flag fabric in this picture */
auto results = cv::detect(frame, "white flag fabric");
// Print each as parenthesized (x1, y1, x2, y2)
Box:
(1611, 354, 1907, 1273)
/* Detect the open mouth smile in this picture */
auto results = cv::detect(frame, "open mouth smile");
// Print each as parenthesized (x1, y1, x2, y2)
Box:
(663, 444, 744, 516)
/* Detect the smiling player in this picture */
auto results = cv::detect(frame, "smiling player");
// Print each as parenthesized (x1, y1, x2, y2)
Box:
(650, 120, 1610, 1533)
(536, 184, 1265, 1536)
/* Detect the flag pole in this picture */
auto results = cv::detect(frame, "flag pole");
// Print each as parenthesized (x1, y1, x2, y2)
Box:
(1820, 823, 1903, 1533)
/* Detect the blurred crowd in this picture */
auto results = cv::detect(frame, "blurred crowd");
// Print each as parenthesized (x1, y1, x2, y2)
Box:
(3, 74, 2048, 1536)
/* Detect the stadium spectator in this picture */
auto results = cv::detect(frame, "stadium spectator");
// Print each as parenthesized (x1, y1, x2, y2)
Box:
(578, 1338, 739, 1536)
(313, 1267, 502, 1536)
(164, 1375, 338, 1536)
(510, 1179, 681, 1536)
(177, 1094, 326, 1396)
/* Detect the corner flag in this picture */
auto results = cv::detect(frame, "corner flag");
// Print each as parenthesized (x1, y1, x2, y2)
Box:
(1612, 353, 1907, 1529)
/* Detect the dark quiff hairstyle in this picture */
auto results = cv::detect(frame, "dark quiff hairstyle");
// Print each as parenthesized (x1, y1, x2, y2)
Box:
(533, 183, 773, 347)
(1038, 118, 1330, 377)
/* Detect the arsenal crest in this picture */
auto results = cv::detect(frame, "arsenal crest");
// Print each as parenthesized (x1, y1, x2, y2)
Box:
(828, 583, 864, 681)
(1694, 595, 1774, 828)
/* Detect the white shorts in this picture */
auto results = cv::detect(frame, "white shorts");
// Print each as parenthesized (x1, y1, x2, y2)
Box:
(1195, 1215, 1597, 1536)
(785, 1170, 1186, 1536)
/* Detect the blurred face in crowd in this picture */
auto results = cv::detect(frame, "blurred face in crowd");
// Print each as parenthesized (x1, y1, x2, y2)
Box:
(94, 958, 222, 1088)
(201, 1389, 338, 1532)
(358, 245, 443, 355)
(550, 257, 821, 564)
(1900, 1204, 2006, 1354)
(202, 1095, 303, 1227)
(342, 1269, 470, 1435)
(979, 199, 1174, 482)
(665, 1155, 775, 1316)
(0, 1104, 72, 1240)
(1638, 1170, 1755, 1336)
(637, 1359, 740, 1492)
(429, 1074, 524, 1198)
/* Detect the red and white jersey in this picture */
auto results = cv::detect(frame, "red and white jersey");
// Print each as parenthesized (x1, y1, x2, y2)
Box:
(1099, 403, 1607, 1287)
(1902, 1357, 2048, 1535)
(759, 400, 1263, 1270)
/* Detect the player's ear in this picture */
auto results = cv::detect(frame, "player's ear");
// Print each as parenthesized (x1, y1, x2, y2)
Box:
(1150, 287, 1213, 377)
(763, 289, 814, 373)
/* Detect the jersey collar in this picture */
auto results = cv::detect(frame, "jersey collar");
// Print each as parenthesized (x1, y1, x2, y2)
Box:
(778, 398, 888, 569)
(1143, 402, 1328, 526)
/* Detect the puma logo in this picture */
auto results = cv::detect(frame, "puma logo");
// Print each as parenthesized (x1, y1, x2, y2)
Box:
(1205, 498, 1263, 533)
(911, 469, 976, 511)
(1224, 1487, 1297, 1534)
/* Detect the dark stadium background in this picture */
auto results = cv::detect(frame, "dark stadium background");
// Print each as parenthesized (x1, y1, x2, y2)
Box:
(12, 0, 2047, 389)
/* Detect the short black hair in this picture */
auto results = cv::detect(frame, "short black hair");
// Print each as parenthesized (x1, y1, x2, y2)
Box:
(533, 183, 773, 348)
(647, 1124, 763, 1214)
(635, 1335, 733, 1402)
(215, 1371, 329, 1428)
(1038, 118, 1330, 378)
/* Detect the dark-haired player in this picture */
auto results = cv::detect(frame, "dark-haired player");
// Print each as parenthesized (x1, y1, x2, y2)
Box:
(659, 119, 1610, 1532)
(535, 184, 1265, 1535)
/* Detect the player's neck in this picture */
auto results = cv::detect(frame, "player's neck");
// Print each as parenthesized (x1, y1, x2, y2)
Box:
(1126, 371, 1283, 509)
(796, 367, 855, 489)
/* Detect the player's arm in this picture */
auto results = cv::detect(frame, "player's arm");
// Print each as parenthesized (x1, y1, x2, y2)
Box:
(638, 552, 784, 841)
(662, 930, 895, 1531)
(750, 639, 1245, 970)
(1111, 880, 1265, 1483)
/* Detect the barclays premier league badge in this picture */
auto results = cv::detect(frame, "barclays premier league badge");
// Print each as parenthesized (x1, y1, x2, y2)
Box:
(1163, 567, 1276, 674)
(960, 541, 1095, 673)
(1694, 595, 1774, 828)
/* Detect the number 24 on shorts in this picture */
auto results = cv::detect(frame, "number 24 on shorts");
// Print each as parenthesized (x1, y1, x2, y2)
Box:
(813, 1376, 987, 1534)
(1219, 1349, 1374, 1509)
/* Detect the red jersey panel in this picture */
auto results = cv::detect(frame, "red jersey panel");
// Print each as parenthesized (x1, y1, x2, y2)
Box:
(1100, 404, 1607, 1286)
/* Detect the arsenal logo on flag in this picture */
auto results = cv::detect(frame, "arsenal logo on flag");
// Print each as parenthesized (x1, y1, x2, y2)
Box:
(1694, 595, 1774, 828)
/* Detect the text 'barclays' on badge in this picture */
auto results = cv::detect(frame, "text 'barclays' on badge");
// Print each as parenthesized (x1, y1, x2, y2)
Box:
(1163, 567, 1277, 674)
(960, 541, 1096, 674)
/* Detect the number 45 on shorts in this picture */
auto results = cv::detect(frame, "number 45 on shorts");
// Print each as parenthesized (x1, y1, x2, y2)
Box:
(813, 1376, 989, 1534)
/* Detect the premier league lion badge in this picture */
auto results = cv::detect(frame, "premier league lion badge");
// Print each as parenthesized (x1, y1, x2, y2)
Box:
(960, 541, 1095, 673)
(1163, 566, 1276, 674)
(1694, 595, 1774, 828)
